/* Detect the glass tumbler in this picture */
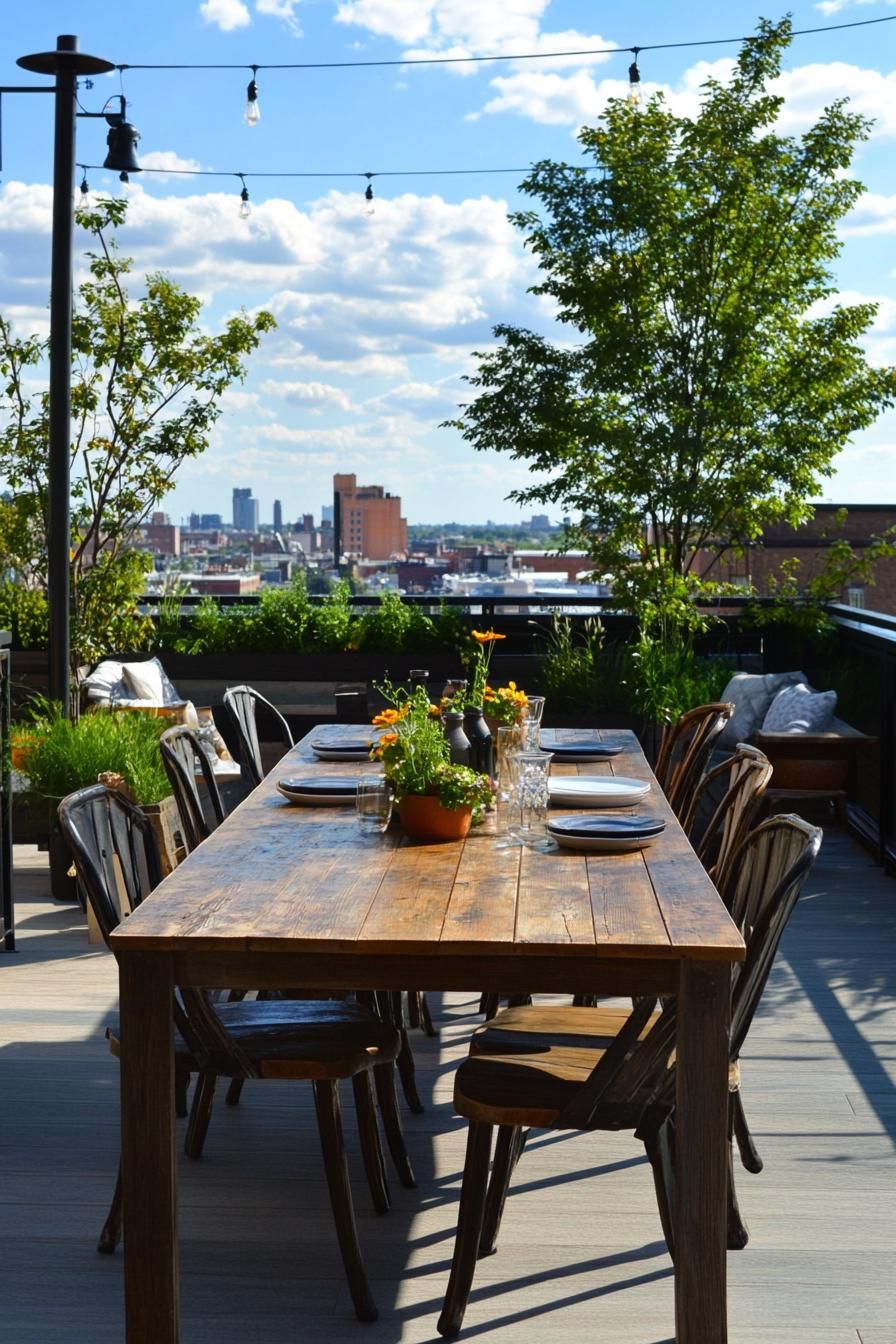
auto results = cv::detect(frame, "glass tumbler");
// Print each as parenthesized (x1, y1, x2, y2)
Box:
(493, 725, 522, 843)
(508, 750, 554, 850)
(356, 776, 394, 834)
(518, 715, 542, 750)
(524, 695, 546, 725)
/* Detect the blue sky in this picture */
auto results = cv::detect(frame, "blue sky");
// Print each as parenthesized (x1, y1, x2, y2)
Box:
(1, 0, 895, 527)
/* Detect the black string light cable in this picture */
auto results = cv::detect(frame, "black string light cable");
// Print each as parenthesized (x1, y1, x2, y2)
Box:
(115, 12, 896, 73)
(76, 160, 575, 214)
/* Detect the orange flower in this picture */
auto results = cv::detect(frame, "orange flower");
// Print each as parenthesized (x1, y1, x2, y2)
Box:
(372, 707, 406, 727)
(378, 731, 399, 747)
(472, 629, 506, 644)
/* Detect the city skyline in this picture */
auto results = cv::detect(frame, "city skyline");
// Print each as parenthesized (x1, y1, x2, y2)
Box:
(0, 3, 894, 523)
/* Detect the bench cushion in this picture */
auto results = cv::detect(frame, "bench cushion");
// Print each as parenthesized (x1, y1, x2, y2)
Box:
(717, 671, 807, 751)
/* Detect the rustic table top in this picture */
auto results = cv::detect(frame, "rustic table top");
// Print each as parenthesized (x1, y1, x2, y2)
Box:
(111, 726, 743, 966)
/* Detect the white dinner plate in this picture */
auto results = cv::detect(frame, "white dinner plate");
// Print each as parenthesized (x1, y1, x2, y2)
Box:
(548, 776, 650, 808)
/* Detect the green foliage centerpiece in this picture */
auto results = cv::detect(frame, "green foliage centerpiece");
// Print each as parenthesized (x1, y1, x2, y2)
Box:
(372, 685, 494, 840)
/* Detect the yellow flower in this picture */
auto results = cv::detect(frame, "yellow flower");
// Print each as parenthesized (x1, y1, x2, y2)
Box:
(372, 707, 405, 726)
(472, 629, 506, 645)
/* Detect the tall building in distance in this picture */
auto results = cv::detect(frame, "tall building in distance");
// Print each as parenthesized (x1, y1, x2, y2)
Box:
(273, 499, 283, 531)
(333, 473, 407, 560)
(232, 487, 259, 533)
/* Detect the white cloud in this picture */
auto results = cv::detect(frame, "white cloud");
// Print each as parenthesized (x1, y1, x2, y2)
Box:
(260, 378, 354, 410)
(816, 0, 895, 13)
(255, 0, 302, 34)
(844, 192, 896, 235)
(199, 0, 251, 31)
(139, 151, 203, 182)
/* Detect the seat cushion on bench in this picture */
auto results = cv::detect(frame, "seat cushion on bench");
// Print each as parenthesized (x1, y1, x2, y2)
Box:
(762, 682, 837, 734)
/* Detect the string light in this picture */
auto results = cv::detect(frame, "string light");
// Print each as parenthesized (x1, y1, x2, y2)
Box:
(79, 171, 89, 198)
(628, 49, 641, 106)
(238, 174, 251, 219)
(244, 66, 260, 126)
(364, 174, 374, 216)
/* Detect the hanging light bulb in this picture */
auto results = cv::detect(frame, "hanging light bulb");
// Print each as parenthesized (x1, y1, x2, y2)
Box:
(364, 176, 375, 217)
(239, 177, 251, 219)
(628, 49, 641, 106)
(244, 67, 260, 126)
(79, 171, 89, 199)
(119, 171, 129, 185)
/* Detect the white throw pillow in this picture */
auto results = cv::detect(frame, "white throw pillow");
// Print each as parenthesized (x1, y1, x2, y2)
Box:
(761, 682, 837, 734)
(82, 659, 125, 704)
(121, 659, 166, 704)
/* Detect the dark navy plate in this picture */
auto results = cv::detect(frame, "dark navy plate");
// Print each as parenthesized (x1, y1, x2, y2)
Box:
(547, 813, 665, 838)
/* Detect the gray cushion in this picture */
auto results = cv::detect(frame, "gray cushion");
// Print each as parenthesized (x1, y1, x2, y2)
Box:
(717, 671, 807, 752)
(761, 682, 837, 734)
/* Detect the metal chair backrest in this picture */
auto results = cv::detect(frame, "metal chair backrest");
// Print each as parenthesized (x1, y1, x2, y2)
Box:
(159, 725, 226, 855)
(654, 701, 734, 820)
(57, 782, 257, 1075)
(223, 685, 293, 788)
(681, 743, 774, 888)
(57, 784, 161, 948)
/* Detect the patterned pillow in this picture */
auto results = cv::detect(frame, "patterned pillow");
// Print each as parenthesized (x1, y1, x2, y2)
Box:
(717, 670, 807, 751)
(761, 683, 837, 734)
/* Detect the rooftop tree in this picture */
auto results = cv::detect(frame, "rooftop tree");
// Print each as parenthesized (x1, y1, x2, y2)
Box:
(450, 17, 895, 624)
(0, 197, 275, 666)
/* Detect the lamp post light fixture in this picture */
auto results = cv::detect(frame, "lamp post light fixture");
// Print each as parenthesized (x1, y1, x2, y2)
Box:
(11, 35, 120, 713)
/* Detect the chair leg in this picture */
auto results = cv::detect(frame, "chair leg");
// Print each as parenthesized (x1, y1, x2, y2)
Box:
(438, 1121, 495, 1338)
(184, 1070, 217, 1159)
(479, 992, 499, 1019)
(352, 1070, 391, 1214)
(395, 1022, 425, 1114)
(313, 1080, 379, 1324)
(97, 1158, 123, 1254)
(727, 1097, 750, 1250)
(406, 989, 420, 1029)
(225, 1078, 245, 1107)
(373, 1061, 417, 1189)
(644, 1114, 676, 1261)
(478, 1125, 525, 1257)
(418, 991, 438, 1037)
(731, 1087, 763, 1173)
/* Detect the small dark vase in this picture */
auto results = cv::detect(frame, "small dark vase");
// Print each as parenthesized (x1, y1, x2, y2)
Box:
(463, 707, 494, 777)
(442, 710, 471, 766)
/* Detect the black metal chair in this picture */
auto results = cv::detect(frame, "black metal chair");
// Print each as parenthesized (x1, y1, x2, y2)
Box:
(159, 725, 227, 854)
(58, 783, 411, 1323)
(437, 814, 822, 1337)
(223, 684, 293, 788)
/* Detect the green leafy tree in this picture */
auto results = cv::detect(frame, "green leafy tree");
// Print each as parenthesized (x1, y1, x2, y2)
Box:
(0, 197, 275, 665)
(449, 18, 895, 614)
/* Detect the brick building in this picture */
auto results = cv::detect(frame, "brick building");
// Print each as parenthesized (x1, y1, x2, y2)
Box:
(699, 504, 896, 615)
(333, 473, 407, 560)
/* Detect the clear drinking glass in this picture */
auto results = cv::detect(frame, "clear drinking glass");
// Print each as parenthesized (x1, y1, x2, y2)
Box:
(508, 750, 554, 850)
(493, 725, 522, 844)
(519, 716, 542, 750)
(524, 695, 546, 725)
(356, 777, 394, 834)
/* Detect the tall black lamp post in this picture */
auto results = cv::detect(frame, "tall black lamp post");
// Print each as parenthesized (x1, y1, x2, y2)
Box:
(12, 36, 117, 711)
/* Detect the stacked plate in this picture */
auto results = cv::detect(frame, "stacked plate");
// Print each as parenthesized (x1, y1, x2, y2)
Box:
(277, 776, 359, 805)
(540, 740, 623, 762)
(548, 776, 649, 808)
(547, 813, 666, 853)
(309, 738, 374, 762)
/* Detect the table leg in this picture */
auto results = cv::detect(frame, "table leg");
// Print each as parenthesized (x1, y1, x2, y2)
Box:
(119, 950, 178, 1343)
(674, 959, 730, 1344)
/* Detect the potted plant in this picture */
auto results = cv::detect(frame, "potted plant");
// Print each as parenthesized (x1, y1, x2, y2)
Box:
(11, 703, 179, 899)
(372, 685, 494, 841)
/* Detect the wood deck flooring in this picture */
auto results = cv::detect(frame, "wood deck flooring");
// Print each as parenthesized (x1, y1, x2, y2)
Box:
(1, 827, 894, 1343)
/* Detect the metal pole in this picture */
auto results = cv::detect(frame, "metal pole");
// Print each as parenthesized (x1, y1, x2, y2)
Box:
(18, 36, 115, 715)
(46, 37, 78, 713)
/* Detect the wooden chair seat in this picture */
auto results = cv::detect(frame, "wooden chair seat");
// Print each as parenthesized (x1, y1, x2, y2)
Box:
(107, 997, 400, 1081)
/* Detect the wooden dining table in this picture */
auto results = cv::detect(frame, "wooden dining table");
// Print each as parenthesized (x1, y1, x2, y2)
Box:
(109, 724, 745, 1344)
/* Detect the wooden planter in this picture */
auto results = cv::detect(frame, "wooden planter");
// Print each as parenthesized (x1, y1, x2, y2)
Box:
(398, 794, 472, 842)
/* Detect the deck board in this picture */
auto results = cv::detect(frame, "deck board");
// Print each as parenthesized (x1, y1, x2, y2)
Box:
(1, 830, 894, 1341)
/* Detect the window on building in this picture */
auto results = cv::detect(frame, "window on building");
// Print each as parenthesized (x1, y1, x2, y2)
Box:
(846, 585, 865, 609)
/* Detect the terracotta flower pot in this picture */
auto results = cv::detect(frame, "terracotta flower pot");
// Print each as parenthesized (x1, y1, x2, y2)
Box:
(399, 794, 473, 842)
